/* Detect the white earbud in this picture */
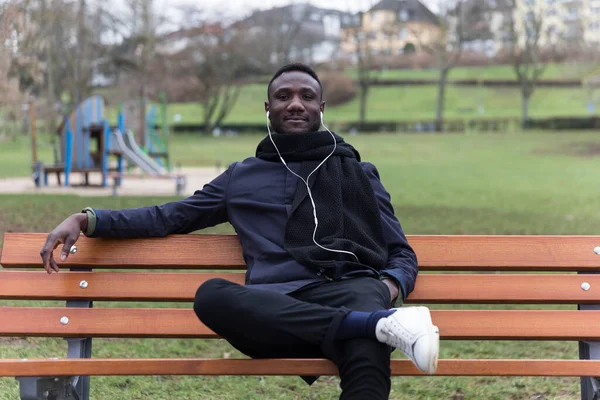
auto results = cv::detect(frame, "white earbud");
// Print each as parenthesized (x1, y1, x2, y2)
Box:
(265, 109, 359, 264)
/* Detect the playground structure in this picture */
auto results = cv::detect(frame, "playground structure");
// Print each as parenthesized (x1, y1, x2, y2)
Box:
(31, 94, 185, 194)
(145, 93, 171, 171)
(120, 92, 171, 172)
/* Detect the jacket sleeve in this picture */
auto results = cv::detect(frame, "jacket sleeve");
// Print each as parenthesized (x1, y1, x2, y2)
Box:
(362, 162, 418, 302)
(88, 163, 236, 238)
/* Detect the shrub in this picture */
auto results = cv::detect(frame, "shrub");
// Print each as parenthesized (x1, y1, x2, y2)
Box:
(320, 72, 357, 106)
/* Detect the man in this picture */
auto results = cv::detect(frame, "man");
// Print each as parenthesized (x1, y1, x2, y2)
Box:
(41, 63, 439, 399)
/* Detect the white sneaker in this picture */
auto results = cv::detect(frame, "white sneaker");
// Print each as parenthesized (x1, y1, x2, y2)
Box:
(375, 306, 439, 374)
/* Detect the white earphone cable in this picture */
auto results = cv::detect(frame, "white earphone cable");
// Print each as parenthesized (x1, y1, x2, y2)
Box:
(266, 111, 360, 263)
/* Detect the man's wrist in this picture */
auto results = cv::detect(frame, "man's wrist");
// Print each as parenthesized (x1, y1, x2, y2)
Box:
(74, 213, 88, 232)
(382, 278, 400, 300)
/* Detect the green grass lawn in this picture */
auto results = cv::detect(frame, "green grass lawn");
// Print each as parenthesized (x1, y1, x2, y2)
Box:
(104, 84, 597, 127)
(1, 132, 600, 398)
(0, 134, 56, 179)
(3, 131, 600, 234)
(347, 62, 596, 81)
(100, 62, 600, 126)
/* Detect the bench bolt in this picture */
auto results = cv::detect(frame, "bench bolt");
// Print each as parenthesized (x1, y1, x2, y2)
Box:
(79, 280, 88, 289)
(582, 282, 591, 291)
(60, 317, 69, 325)
(70, 246, 77, 255)
(594, 247, 600, 255)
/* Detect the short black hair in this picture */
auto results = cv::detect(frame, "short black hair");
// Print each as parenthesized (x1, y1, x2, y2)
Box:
(267, 62, 322, 101)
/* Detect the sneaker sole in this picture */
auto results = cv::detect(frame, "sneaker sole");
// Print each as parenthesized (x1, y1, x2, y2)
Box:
(424, 325, 440, 374)
(414, 307, 439, 374)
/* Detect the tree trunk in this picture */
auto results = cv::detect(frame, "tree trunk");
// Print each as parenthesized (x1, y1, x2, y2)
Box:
(213, 86, 241, 128)
(203, 102, 211, 135)
(436, 68, 449, 132)
(74, 0, 85, 106)
(359, 83, 368, 127)
(521, 92, 530, 129)
(138, 87, 146, 147)
(46, 44, 55, 107)
(42, 0, 56, 107)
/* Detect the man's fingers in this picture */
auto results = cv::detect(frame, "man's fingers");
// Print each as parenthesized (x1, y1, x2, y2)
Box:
(49, 254, 60, 273)
(60, 237, 77, 262)
(40, 236, 59, 273)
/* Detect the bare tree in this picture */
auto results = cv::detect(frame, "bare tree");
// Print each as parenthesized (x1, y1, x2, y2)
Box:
(343, 11, 376, 127)
(153, 24, 245, 134)
(7, 0, 116, 113)
(417, 0, 489, 131)
(231, 3, 320, 71)
(195, 30, 244, 133)
(0, 1, 30, 136)
(506, 0, 546, 128)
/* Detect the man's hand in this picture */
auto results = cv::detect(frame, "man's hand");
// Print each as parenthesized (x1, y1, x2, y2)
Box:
(40, 213, 88, 274)
(382, 278, 399, 302)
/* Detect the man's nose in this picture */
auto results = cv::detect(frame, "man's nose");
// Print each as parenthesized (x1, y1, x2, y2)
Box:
(286, 95, 305, 112)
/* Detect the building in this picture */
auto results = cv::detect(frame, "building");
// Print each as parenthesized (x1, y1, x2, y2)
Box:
(155, 24, 225, 56)
(340, 0, 440, 58)
(588, 0, 600, 43)
(473, 0, 600, 55)
(446, 0, 512, 56)
(231, 4, 354, 65)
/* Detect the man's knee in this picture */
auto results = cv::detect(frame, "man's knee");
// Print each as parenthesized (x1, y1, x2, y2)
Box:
(193, 278, 232, 322)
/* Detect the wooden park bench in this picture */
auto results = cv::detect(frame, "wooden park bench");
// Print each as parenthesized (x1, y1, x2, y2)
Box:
(1, 233, 600, 400)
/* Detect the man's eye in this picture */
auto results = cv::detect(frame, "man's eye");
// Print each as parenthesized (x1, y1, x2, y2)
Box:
(277, 95, 288, 100)
(303, 94, 316, 100)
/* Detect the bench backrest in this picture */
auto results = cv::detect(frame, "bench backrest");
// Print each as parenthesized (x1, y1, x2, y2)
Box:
(3, 233, 600, 270)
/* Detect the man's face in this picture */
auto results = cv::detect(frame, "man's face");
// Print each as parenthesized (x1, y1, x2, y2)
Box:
(265, 71, 325, 134)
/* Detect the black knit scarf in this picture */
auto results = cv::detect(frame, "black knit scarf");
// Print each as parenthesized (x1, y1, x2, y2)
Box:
(256, 131, 387, 274)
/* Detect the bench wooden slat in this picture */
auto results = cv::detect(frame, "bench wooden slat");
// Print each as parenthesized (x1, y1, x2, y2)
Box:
(1, 234, 245, 269)
(0, 271, 246, 301)
(2, 271, 600, 304)
(3, 233, 600, 270)
(2, 358, 599, 377)
(1, 308, 599, 340)
(409, 274, 600, 304)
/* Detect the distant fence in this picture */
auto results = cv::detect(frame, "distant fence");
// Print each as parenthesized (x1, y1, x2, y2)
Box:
(238, 78, 584, 88)
(157, 116, 600, 134)
(524, 116, 600, 130)
(370, 79, 583, 87)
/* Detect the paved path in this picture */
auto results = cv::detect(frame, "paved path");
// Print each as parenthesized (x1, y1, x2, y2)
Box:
(0, 167, 222, 197)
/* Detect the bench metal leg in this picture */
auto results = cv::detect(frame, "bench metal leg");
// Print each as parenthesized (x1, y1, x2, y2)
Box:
(579, 303, 600, 400)
(175, 175, 186, 196)
(16, 300, 93, 400)
(17, 377, 80, 400)
(64, 298, 93, 400)
(17, 266, 94, 400)
(64, 335, 92, 399)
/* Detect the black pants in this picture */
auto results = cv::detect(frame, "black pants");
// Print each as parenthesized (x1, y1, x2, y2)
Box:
(193, 277, 394, 400)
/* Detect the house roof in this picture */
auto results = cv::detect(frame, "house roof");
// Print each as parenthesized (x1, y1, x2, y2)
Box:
(159, 24, 224, 43)
(369, 0, 440, 25)
(233, 3, 353, 27)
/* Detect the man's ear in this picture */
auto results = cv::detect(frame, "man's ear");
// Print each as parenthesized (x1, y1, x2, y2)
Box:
(264, 102, 270, 115)
(320, 101, 325, 113)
